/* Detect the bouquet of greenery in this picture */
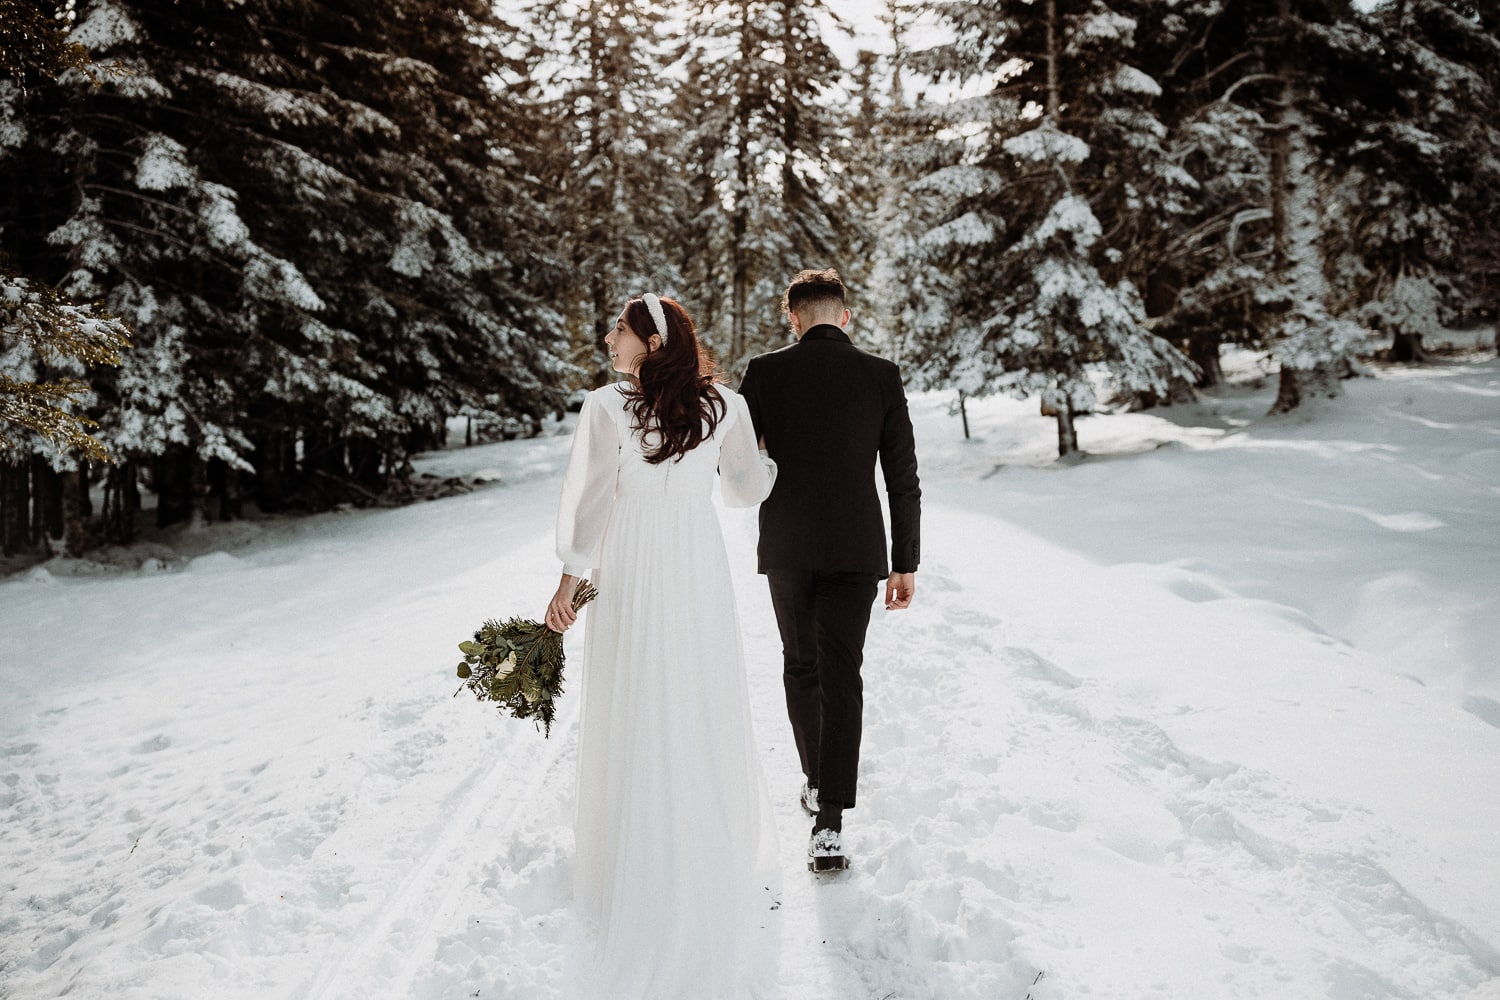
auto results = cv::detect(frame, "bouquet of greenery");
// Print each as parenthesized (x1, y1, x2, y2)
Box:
(454, 579, 599, 737)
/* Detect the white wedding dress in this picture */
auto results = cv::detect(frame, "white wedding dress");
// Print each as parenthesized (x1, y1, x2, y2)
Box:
(556, 381, 780, 999)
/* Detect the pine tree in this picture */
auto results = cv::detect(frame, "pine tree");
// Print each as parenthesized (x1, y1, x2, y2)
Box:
(4, 0, 565, 538)
(678, 0, 854, 365)
(1118, 1, 1275, 388)
(1253, 1, 1384, 406)
(1325, 0, 1500, 360)
(895, 0, 1196, 456)
(1456, 1, 1500, 348)
(1, 0, 133, 557)
(529, 0, 689, 384)
(1134, 1, 1379, 413)
(0, 0, 90, 88)
(844, 1, 933, 358)
(858, 0, 965, 367)
(1, 263, 129, 463)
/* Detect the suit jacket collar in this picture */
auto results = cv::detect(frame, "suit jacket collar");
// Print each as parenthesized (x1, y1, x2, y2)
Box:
(800, 324, 851, 344)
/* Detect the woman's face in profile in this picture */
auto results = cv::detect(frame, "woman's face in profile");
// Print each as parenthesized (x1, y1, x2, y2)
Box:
(605, 310, 650, 374)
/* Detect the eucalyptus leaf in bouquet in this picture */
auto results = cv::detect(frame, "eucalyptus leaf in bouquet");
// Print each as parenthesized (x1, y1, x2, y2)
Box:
(454, 579, 599, 736)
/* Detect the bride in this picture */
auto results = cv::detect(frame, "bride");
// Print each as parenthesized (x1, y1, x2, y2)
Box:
(545, 293, 780, 998)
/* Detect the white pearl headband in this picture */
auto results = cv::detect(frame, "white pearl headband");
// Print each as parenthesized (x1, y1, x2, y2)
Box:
(641, 293, 668, 345)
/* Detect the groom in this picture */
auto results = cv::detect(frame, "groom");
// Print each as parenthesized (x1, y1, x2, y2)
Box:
(738, 268, 921, 873)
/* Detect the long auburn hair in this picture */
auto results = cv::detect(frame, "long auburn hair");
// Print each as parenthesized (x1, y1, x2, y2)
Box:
(618, 295, 727, 465)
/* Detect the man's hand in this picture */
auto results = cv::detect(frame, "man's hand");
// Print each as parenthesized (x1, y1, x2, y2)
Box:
(885, 572, 915, 611)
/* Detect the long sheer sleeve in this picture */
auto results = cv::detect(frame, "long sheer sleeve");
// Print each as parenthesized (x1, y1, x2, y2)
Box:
(718, 390, 777, 508)
(556, 391, 620, 577)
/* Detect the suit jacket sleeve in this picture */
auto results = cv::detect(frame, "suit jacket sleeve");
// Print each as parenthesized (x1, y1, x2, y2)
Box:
(879, 366, 921, 573)
(738, 358, 765, 438)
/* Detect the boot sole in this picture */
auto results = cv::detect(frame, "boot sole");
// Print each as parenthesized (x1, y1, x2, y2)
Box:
(808, 855, 848, 873)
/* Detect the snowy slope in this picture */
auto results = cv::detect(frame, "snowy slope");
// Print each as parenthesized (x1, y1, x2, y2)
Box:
(3, 349, 1498, 1000)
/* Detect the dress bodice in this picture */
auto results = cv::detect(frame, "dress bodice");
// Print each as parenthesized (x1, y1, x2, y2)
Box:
(609, 393, 727, 499)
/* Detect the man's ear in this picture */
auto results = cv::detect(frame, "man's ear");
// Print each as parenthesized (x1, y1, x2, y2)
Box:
(788, 310, 803, 335)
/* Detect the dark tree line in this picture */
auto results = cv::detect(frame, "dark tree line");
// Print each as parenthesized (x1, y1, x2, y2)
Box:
(3, 0, 1498, 559)
(888, 0, 1500, 450)
(3, 0, 567, 556)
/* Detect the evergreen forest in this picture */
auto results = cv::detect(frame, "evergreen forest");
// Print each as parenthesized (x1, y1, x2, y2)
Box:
(2, 0, 1497, 559)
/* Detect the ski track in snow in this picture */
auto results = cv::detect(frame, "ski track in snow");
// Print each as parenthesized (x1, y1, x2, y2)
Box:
(290, 705, 577, 1000)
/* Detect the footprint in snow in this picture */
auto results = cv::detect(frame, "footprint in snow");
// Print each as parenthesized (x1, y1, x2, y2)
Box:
(1099, 716, 1235, 783)
(941, 606, 1001, 629)
(131, 734, 171, 754)
(380, 702, 424, 730)
(920, 569, 963, 592)
(1002, 647, 1081, 689)
(1461, 695, 1500, 730)
(193, 878, 248, 911)
(1164, 576, 1232, 603)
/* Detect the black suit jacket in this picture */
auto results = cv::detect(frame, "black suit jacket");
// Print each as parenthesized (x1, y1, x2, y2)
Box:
(738, 324, 921, 576)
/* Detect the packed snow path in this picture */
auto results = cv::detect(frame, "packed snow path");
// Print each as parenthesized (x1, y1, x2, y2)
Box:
(4, 353, 1499, 999)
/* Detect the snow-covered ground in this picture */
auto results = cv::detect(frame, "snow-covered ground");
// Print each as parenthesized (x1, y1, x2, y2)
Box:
(3, 345, 1499, 1000)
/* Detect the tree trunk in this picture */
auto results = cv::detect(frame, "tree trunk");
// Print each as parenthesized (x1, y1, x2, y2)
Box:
(78, 462, 93, 521)
(1388, 330, 1432, 362)
(255, 430, 290, 512)
(302, 424, 350, 485)
(102, 461, 139, 544)
(1044, 0, 1061, 118)
(1, 460, 29, 555)
(781, 0, 803, 220)
(214, 461, 242, 522)
(61, 464, 86, 557)
(348, 437, 385, 491)
(730, 216, 748, 361)
(1268, 0, 1294, 275)
(1265, 9, 1340, 416)
(156, 449, 193, 528)
(1143, 265, 1181, 324)
(189, 455, 209, 529)
(730, 0, 753, 363)
(1188, 330, 1225, 388)
(33, 455, 63, 543)
(1270, 363, 1340, 415)
(1055, 401, 1078, 457)
(590, 271, 611, 385)
(1269, 366, 1302, 415)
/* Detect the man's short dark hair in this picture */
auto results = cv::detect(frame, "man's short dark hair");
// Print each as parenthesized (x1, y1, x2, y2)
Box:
(783, 268, 847, 316)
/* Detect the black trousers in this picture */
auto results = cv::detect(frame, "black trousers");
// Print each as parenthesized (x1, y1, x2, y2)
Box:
(765, 569, 880, 810)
